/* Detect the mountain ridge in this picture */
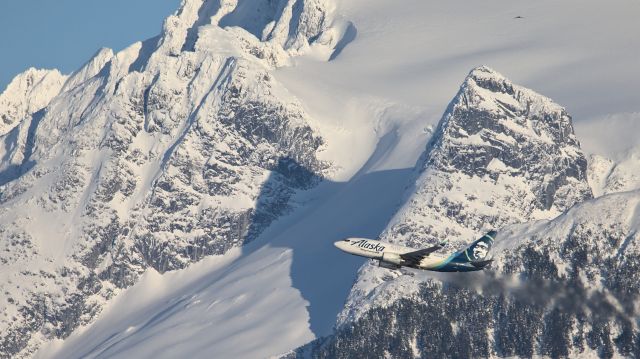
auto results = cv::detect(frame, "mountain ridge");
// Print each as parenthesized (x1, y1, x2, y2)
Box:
(1, 1, 639, 358)
(0, 0, 347, 356)
(338, 65, 593, 325)
(0, 68, 67, 137)
(298, 187, 640, 358)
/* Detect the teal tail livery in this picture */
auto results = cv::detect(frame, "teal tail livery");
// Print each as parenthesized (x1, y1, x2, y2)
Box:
(444, 230, 496, 272)
(334, 231, 496, 272)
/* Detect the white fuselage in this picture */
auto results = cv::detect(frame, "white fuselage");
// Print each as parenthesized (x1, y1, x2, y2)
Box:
(334, 237, 450, 270)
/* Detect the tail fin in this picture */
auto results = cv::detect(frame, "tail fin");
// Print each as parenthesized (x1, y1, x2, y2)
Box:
(454, 230, 496, 263)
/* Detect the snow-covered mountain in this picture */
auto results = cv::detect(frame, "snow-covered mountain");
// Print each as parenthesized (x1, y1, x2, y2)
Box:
(2, 0, 640, 358)
(0, 68, 67, 136)
(290, 68, 639, 359)
(0, 0, 347, 356)
(336, 66, 594, 324)
(588, 150, 640, 197)
(292, 70, 640, 359)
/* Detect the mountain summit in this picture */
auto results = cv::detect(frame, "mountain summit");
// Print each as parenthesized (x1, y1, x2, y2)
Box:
(339, 65, 593, 324)
(428, 66, 592, 213)
(302, 67, 639, 359)
(0, 0, 346, 356)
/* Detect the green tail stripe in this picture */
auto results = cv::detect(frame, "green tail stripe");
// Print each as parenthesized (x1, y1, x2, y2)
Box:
(465, 250, 473, 262)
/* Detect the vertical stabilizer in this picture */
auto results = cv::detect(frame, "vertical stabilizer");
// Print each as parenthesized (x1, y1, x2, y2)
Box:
(455, 230, 496, 262)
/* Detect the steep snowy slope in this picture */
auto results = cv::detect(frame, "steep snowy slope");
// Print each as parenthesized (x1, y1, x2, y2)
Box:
(0, 0, 350, 356)
(301, 189, 640, 358)
(338, 66, 593, 324)
(0, 69, 67, 136)
(36, 167, 416, 358)
(278, 0, 640, 133)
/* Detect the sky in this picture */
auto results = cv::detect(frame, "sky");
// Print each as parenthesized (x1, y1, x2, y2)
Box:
(0, 0, 180, 92)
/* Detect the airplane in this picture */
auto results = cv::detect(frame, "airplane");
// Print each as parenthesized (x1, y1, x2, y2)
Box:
(334, 231, 496, 272)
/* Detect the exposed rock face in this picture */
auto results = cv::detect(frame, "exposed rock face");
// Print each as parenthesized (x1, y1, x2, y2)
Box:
(290, 67, 639, 359)
(0, 68, 67, 136)
(0, 0, 341, 356)
(588, 151, 640, 197)
(337, 66, 593, 324)
(290, 66, 640, 358)
(427, 66, 592, 213)
(298, 191, 640, 358)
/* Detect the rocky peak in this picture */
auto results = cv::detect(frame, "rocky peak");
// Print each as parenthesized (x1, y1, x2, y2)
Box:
(0, 68, 67, 136)
(338, 66, 593, 324)
(426, 65, 591, 212)
(157, 0, 334, 59)
(0, 0, 339, 356)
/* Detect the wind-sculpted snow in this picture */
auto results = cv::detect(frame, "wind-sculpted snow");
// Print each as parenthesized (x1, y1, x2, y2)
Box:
(337, 66, 593, 324)
(0, 0, 341, 356)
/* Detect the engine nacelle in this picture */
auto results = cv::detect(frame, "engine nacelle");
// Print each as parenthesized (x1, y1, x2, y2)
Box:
(381, 252, 404, 266)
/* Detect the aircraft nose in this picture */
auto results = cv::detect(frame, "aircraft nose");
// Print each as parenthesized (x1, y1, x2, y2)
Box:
(334, 241, 345, 250)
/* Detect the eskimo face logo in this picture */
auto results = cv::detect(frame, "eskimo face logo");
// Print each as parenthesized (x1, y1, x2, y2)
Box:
(472, 241, 489, 259)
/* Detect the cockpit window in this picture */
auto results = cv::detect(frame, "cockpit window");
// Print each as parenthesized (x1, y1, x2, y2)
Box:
(344, 239, 351, 242)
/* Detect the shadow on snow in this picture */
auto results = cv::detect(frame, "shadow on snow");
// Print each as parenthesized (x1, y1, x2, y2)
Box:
(239, 135, 417, 336)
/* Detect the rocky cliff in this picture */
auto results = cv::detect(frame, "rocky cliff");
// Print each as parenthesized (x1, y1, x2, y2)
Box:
(294, 68, 639, 358)
(0, 0, 344, 356)
(338, 66, 593, 324)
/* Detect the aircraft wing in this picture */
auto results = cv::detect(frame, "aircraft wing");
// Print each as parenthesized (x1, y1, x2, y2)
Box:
(400, 243, 445, 265)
